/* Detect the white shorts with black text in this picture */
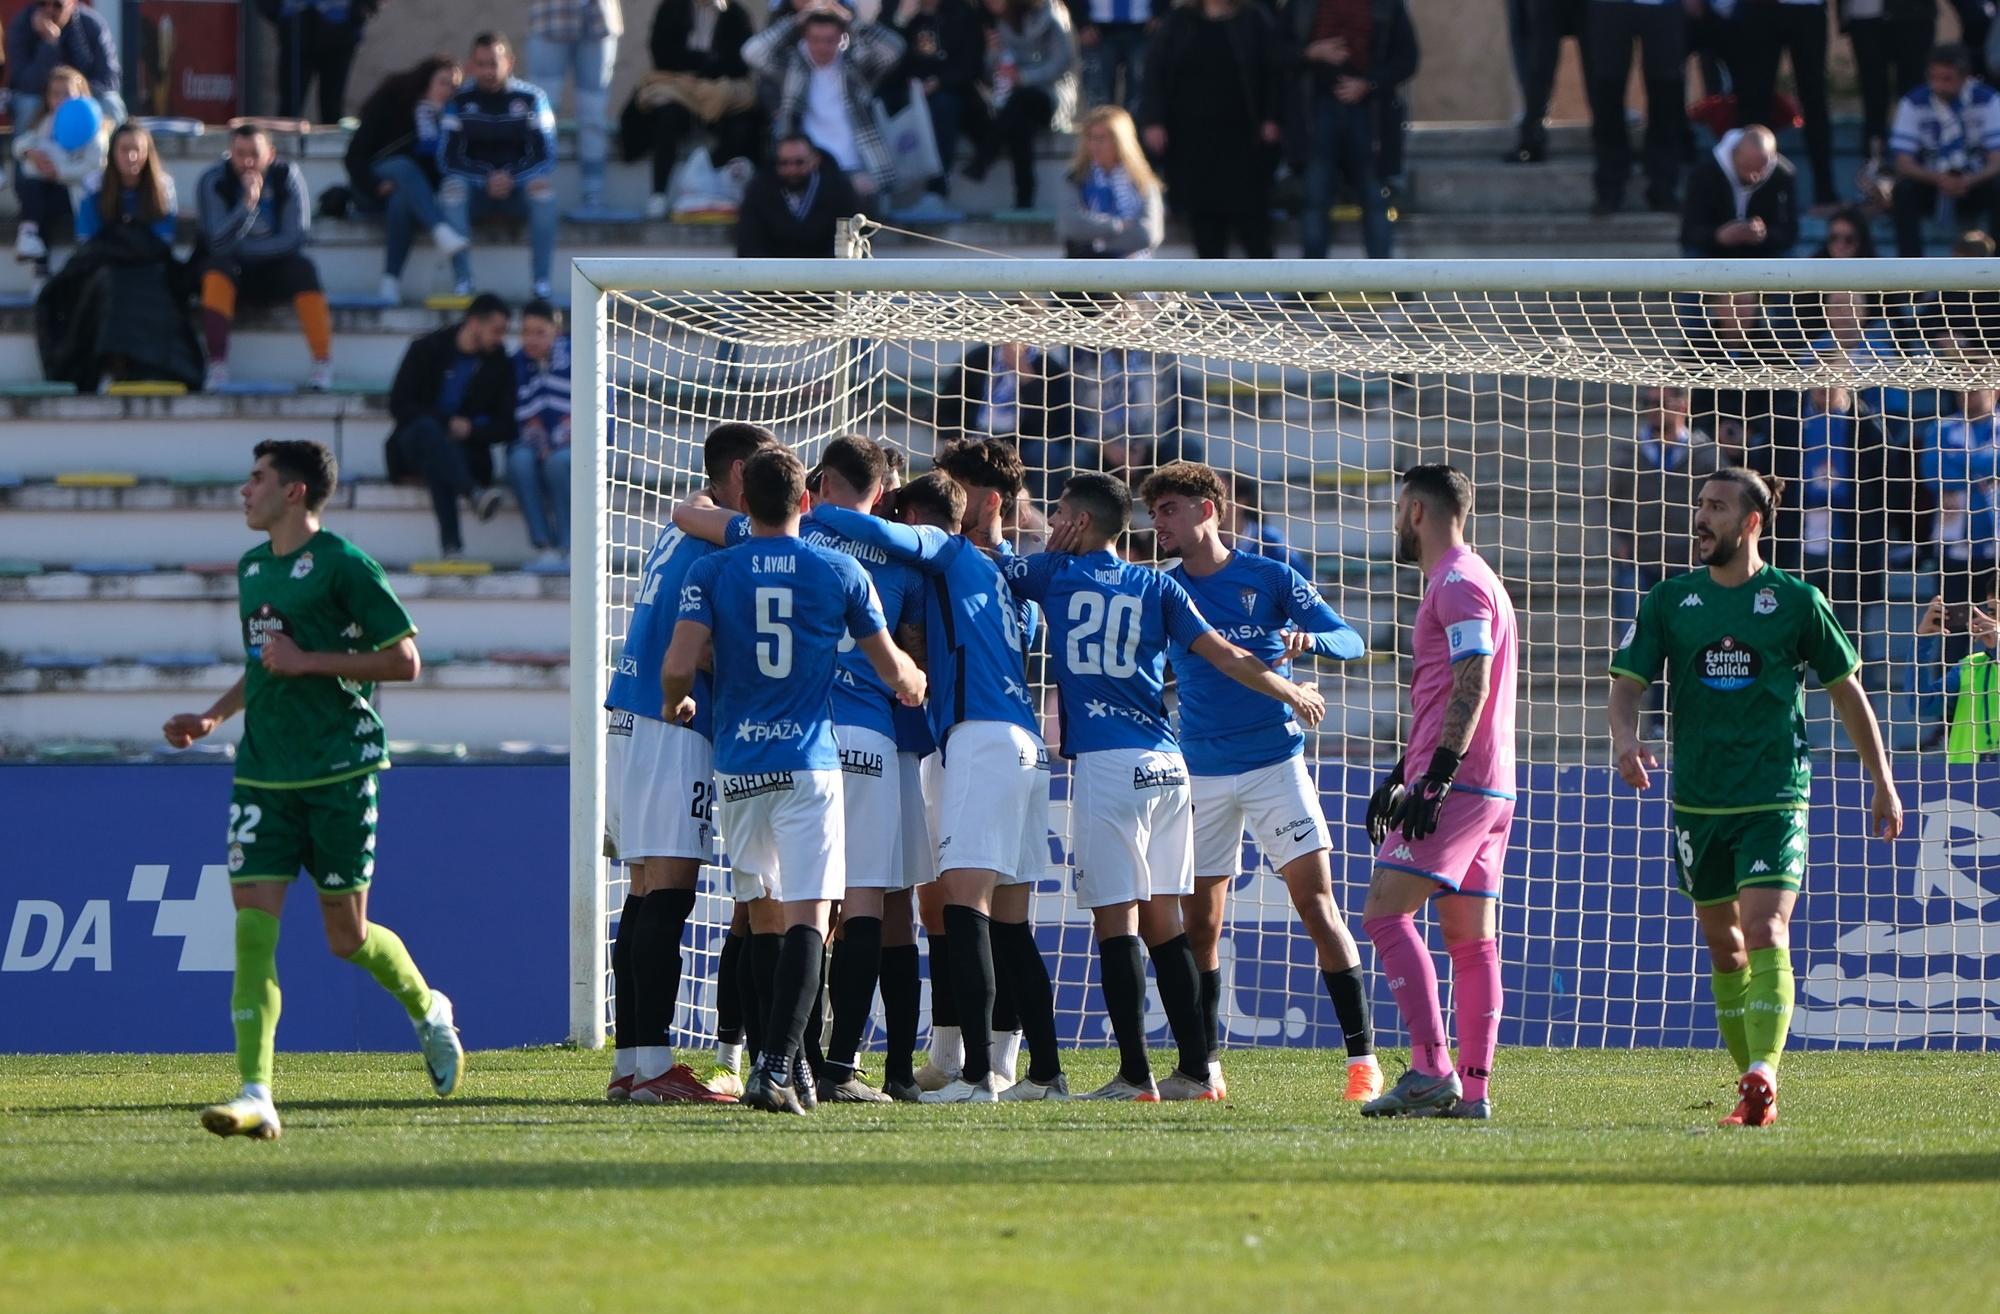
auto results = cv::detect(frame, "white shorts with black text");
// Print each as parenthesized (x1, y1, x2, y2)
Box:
(834, 724, 905, 891)
(615, 712, 716, 863)
(1071, 748, 1194, 909)
(898, 751, 937, 889)
(1190, 754, 1330, 879)
(935, 720, 1048, 884)
(719, 768, 845, 903)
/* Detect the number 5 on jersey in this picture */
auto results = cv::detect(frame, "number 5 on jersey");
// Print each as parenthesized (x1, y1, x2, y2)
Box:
(755, 586, 793, 677)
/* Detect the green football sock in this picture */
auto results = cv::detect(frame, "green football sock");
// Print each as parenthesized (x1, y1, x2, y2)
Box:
(231, 908, 282, 1088)
(1710, 965, 1753, 1073)
(347, 922, 433, 1022)
(1743, 946, 1796, 1071)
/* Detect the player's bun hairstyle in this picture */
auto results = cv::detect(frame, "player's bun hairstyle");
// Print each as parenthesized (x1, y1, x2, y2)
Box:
(1138, 460, 1227, 516)
(936, 437, 1026, 500)
(254, 439, 338, 513)
(880, 442, 907, 476)
(742, 447, 808, 524)
(1062, 471, 1133, 537)
(1712, 466, 1785, 530)
(895, 470, 967, 528)
(1401, 463, 1474, 522)
(703, 422, 779, 483)
(815, 433, 888, 498)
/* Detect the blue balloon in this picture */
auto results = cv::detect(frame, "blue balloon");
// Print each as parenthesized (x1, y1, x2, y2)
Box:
(52, 97, 103, 154)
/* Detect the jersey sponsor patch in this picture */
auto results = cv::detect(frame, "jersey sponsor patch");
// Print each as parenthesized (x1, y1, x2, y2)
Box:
(1698, 636, 1760, 691)
(839, 747, 886, 777)
(1132, 760, 1188, 790)
(244, 602, 290, 655)
(720, 772, 797, 802)
(733, 717, 806, 744)
(606, 708, 635, 737)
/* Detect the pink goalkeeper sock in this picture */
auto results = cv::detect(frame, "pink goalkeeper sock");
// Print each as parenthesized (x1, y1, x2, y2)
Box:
(1448, 938, 1502, 1101)
(1363, 915, 1450, 1077)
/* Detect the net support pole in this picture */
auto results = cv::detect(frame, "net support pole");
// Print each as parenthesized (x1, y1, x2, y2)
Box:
(567, 263, 610, 1048)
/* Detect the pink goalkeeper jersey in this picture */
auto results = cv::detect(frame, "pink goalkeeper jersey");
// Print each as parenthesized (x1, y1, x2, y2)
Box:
(1406, 544, 1518, 799)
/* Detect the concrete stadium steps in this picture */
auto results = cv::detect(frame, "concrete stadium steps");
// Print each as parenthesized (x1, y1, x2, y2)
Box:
(0, 393, 393, 479)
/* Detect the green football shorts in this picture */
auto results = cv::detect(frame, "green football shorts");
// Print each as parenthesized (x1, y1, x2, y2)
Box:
(1668, 806, 1807, 906)
(226, 773, 380, 894)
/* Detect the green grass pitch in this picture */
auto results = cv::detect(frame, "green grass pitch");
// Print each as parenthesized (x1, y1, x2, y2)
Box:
(4, 1047, 1997, 1313)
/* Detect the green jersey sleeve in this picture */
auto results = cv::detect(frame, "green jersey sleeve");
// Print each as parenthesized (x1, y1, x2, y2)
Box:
(1800, 583, 1861, 687)
(1608, 587, 1664, 686)
(337, 548, 417, 651)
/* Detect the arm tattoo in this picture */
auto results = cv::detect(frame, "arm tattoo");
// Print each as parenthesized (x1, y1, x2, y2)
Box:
(1439, 654, 1492, 757)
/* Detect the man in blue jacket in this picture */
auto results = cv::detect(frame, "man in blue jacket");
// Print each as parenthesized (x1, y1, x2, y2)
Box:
(438, 32, 560, 300)
(7, 0, 124, 128)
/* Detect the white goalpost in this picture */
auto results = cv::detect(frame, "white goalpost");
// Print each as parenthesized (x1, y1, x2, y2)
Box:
(570, 255, 2000, 1056)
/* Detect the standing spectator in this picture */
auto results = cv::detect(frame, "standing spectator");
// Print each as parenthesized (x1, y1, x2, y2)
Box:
(621, 0, 761, 220)
(1140, 0, 1286, 258)
(933, 340, 1080, 501)
(735, 132, 863, 255)
(887, 0, 988, 218)
(1766, 385, 1866, 631)
(1505, 0, 1591, 164)
(967, 0, 1078, 210)
(194, 126, 335, 392)
(1679, 125, 1799, 258)
(1889, 44, 2000, 258)
(1076, 0, 1151, 113)
(387, 293, 517, 559)
(438, 32, 560, 300)
(1812, 204, 1878, 257)
(744, 1, 906, 199)
(1585, 0, 1688, 215)
(1607, 384, 1723, 620)
(1287, 0, 1418, 260)
(1845, 2, 1936, 171)
(7, 0, 123, 127)
(1057, 104, 1163, 256)
(12, 64, 106, 272)
(346, 56, 471, 304)
(262, 0, 375, 124)
(1923, 386, 2000, 588)
(526, 0, 624, 211)
(508, 299, 573, 564)
(1733, 0, 1836, 210)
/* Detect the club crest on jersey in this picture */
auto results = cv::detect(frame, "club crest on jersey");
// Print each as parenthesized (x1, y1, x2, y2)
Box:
(227, 843, 245, 873)
(290, 552, 314, 580)
(1241, 588, 1259, 615)
(1753, 587, 1778, 616)
(1698, 635, 1760, 690)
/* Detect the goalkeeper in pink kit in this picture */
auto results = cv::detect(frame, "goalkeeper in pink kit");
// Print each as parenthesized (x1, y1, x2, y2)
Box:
(1359, 464, 1519, 1120)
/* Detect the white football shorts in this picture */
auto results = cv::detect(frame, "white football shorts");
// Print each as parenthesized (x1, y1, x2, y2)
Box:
(1190, 754, 1331, 879)
(1071, 748, 1194, 909)
(719, 768, 845, 903)
(834, 724, 906, 891)
(615, 712, 716, 863)
(934, 720, 1048, 884)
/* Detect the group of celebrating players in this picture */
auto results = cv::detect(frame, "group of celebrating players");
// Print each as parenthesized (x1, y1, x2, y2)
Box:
(174, 413, 1905, 1137)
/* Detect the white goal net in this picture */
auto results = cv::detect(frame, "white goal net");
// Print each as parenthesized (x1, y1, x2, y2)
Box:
(570, 255, 2000, 1057)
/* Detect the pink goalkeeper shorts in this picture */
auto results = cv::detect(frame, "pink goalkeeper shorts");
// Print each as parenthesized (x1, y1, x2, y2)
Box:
(1373, 788, 1516, 899)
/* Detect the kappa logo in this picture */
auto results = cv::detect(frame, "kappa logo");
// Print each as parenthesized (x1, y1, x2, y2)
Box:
(1392, 844, 1414, 861)
(243, 562, 261, 578)
(290, 552, 315, 581)
(1680, 594, 1704, 608)
(1750, 859, 1770, 873)
(1753, 587, 1778, 616)
(1443, 570, 1463, 584)
(341, 623, 363, 640)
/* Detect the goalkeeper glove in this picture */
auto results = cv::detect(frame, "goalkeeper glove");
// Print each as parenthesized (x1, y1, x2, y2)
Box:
(1365, 758, 1407, 848)
(1392, 747, 1461, 843)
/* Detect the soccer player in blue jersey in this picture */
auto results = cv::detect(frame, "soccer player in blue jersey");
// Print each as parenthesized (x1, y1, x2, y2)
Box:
(1138, 461, 1382, 1103)
(662, 448, 926, 1116)
(602, 422, 776, 1104)
(1008, 474, 1329, 1100)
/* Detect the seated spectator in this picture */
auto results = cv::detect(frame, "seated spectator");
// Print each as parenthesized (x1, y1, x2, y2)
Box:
(933, 340, 1081, 502)
(1229, 475, 1311, 578)
(1607, 385, 1722, 620)
(1890, 44, 2000, 258)
(527, 0, 622, 210)
(438, 32, 559, 300)
(387, 293, 517, 559)
(508, 299, 573, 564)
(1288, 0, 1418, 260)
(12, 64, 107, 274)
(1913, 581, 2000, 760)
(345, 55, 471, 304)
(1923, 387, 2000, 584)
(195, 126, 334, 392)
(735, 132, 862, 255)
(1680, 126, 1800, 258)
(1076, 0, 1152, 114)
(621, 0, 761, 220)
(1811, 204, 1878, 258)
(1931, 230, 2000, 357)
(1782, 384, 1866, 630)
(1057, 105, 1162, 258)
(38, 121, 202, 393)
(744, 1, 906, 199)
(262, 0, 374, 124)
(1688, 292, 1795, 453)
(887, 0, 987, 217)
(7, 0, 125, 129)
(967, 0, 1078, 211)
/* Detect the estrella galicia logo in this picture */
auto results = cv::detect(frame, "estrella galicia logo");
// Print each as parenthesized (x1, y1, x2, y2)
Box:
(244, 602, 289, 656)
(1698, 635, 1759, 691)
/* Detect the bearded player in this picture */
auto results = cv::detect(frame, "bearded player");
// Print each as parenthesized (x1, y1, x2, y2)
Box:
(1608, 468, 1901, 1127)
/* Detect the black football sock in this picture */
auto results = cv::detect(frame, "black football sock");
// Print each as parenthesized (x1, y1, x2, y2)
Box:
(630, 889, 695, 1056)
(763, 925, 826, 1082)
(1200, 967, 1223, 1065)
(1324, 965, 1376, 1059)
(802, 943, 827, 1076)
(826, 916, 883, 1080)
(1148, 933, 1209, 1080)
(879, 943, 921, 1086)
(991, 930, 1020, 1036)
(1098, 936, 1152, 1087)
(926, 932, 957, 1029)
(942, 904, 995, 1083)
(611, 893, 638, 1055)
(714, 929, 747, 1046)
(747, 931, 782, 1061)
(994, 919, 1062, 1083)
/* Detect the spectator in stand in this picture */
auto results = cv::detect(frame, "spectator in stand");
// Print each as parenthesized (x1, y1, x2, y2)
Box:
(965, 0, 1077, 211)
(1768, 384, 1867, 630)
(346, 56, 472, 304)
(621, 0, 761, 220)
(6, 0, 123, 129)
(1687, 291, 1791, 456)
(387, 293, 517, 560)
(1057, 104, 1163, 257)
(1801, 289, 1917, 422)
(1890, 44, 2000, 257)
(12, 64, 107, 274)
(1140, 0, 1286, 258)
(1812, 204, 1878, 257)
(1845, 2, 1936, 176)
(1680, 125, 1799, 258)
(438, 32, 560, 300)
(1287, 0, 1419, 260)
(933, 340, 1081, 501)
(74, 121, 176, 247)
(1923, 386, 2000, 590)
(508, 299, 574, 565)
(735, 132, 862, 255)
(744, 1, 906, 199)
(1229, 474, 1312, 578)
(887, 0, 988, 219)
(1585, 0, 1688, 216)
(194, 126, 335, 392)
(1076, 0, 1152, 114)
(1733, 0, 1836, 210)
(1913, 579, 2000, 760)
(1505, 0, 1591, 164)
(1608, 384, 1724, 620)
(262, 0, 375, 124)
(526, 0, 624, 211)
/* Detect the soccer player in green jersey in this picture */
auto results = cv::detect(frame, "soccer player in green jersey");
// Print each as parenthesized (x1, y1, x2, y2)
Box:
(1607, 467, 1901, 1128)
(163, 440, 463, 1141)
